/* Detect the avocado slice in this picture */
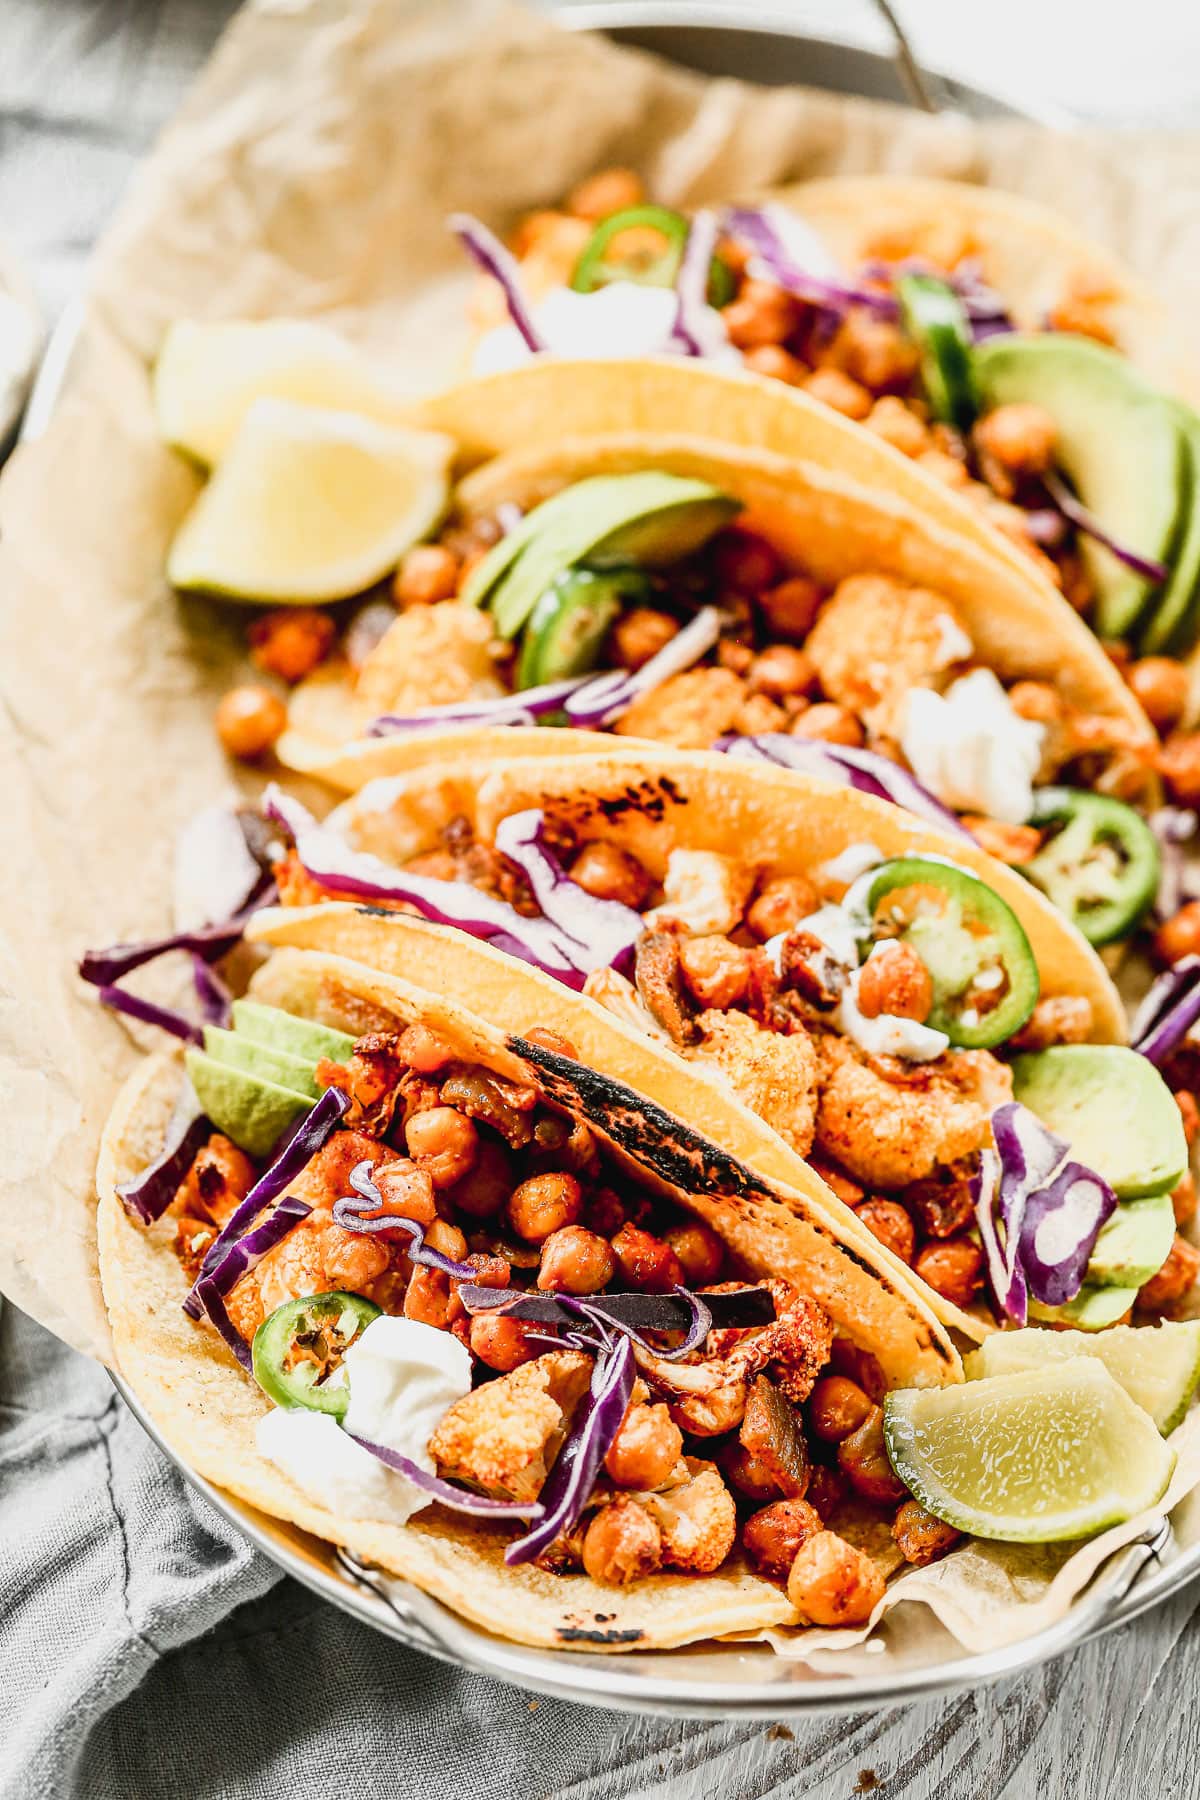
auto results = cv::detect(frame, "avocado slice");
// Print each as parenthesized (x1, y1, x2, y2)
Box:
(974, 334, 1186, 638)
(202, 1025, 321, 1100)
(231, 999, 355, 1065)
(1086, 1190, 1176, 1288)
(1028, 1283, 1139, 1332)
(185, 1049, 313, 1159)
(1139, 407, 1200, 655)
(459, 472, 740, 639)
(1011, 1045, 1188, 1199)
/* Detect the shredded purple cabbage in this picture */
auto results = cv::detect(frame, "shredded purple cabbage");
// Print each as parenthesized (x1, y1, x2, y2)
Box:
(716, 733, 974, 842)
(456, 1283, 774, 1334)
(331, 1162, 477, 1279)
(117, 1105, 212, 1226)
(1131, 955, 1200, 1066)
(1017, 1160, 1117, 1307)
(1150, 808, 1200, 923)
(349, 1437, 546, 1520)
(368, 676, 593, 737)
(562, 606, 722, 729)
(448, 213, 546, 354)
(493, 810, 642, 977)
(192, 954, 232, 1027)
(1044, 471, 1170, 584)
(671, 208, 720, 356)
(725, 207, 897, 317)
(94, 985, 205, 1045)
(194, 1194, 314, 1370)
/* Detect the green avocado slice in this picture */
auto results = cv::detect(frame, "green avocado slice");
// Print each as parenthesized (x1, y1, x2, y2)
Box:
(1028, 1284, 1139, 1331)
(974, 333, 1186, 638)
(185, 1050, 313, 1160)
(1011, 1044, 1188, 1200)
(1139, 407, 1200, 654)
(230, 999, 355, 1065)
(1086, 1191, 1176, 1289)
(202, 1025, 321, 1100)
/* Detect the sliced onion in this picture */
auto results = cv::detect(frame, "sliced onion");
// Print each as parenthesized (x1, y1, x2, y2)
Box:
(348, 1437, 545, 1520)
(1132, 955, 1200, 1065)
(505, 1334, 635, 1565)
(562, 606, 723, 729)
(331, 1162, 477, 1279)
(117, 1103, 212, 1225)
(717, 732, 974, 841)
(369, 676, 593, 737)
(493, 809, 642, 976)
(1150, 808, 1200, 922)
(671, 208, 720, 356)
(449, 213, 545, 354)
(1044, 471, 1170, 584)
(726, 207, 897, 317)
(194, 1194, 313, 1370)
(1018, 1160, 1116, 1307)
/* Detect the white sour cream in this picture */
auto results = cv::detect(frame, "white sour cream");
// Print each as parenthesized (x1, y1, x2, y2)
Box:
(256, 1316, 472, 1524)
(472, 281, 740, 374)
(816, 843, 884, 888)
(837, 943, 950, 1063)
(900, 669, 1045, 826)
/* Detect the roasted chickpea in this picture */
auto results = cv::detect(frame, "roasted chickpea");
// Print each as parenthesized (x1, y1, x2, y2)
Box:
(916, 447, 970, 489)
(1007, 678, 1065, 727)
(864, 395, 929, 457)
(719, 1442, 783, 1503)
(248, 606, 336, 683)
(913, 1239, 984, 1309)
(787, 1529, 886, 1626)
(444, 1136, 513, 1219)
(373, 1157, 438, 1225)
(713, 528, 781, 595)
(404, 1265, 452, 1329)
(742, 1498, 822, 1581)
(1048, 289, 1117, 344)
(1176, 1089, 1200, 1146)
(1127, 657, 1189, 733)
(537, 1224, 616, 1295)
(741, 344, 806, 385)
(1159, 734, 1200, 808)
(962, 815, 1043, 867)
(892, 1499, 961, 1567)
(584, 1187, 629, 1237)
(721, 280, 800, 350)
(325, 1229, 390, 1293)
(803, 367, 872, 421)
(392, 543, 460, 607)
(808, 1375, 874, 1444)
(756, 577, 822, 643)
(829, 1339, 886, 1403)
(610, 606, 679, 671)
(214, 685, 287, 761)
(569, 841, 654, 909)
(581, 1496, 663, 1585)
(1009, 995, 1094, 1052)
(833, 313, 918, 392)
(469, 1311, 542, 1371)
(507, 1171, 583, 1243)
(836, 1406, 906, 1505)
(805, 1465, 846, 1521)
(566, 166, 645, 221)
(1155, 901, 1200, 967)
(750, 644, 817, 700)
(604, 1402, 683, 1490)
(734, 693, 788, 737)
(1137, 1235, 1200, 1313)
(792, 703, 864, 747)
(397, 1022, 456, 1073)
(855, 943, 933, 1025)
(404, 1106, 479, 1189)
(853, 1199, 916, 1265)
(973, 402, 1057, 474)
(664, 1220, 724, 1285)
(677, 935, 751, 1010)
(1172, 1172, 1197, 1228)
(610, 1221, 684, 1292)
(746, 874, 819, 941)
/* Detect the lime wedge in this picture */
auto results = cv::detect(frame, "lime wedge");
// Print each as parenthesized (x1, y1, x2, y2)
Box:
(883, 1360, 1175, 1541)
(167, 399, 454, 603)
(155, 319, 413, 467)
(966, 1322, 1200, 1435)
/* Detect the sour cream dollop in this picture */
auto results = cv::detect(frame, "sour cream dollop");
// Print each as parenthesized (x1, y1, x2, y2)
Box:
(900, 668, 1045, 826)
(256, 1315, 472, 1524)
(471, 281, 740, 374)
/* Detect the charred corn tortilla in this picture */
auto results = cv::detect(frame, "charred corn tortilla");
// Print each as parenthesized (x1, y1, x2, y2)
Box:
(98, 946, 962, 1648)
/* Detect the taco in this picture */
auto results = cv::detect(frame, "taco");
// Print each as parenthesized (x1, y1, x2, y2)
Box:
(97, 935, 964, 1652)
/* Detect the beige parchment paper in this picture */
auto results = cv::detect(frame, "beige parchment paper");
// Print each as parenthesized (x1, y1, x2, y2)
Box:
(4, 0, 1200, 1658)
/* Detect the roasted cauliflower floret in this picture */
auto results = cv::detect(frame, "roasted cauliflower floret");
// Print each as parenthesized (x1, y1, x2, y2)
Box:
(635, 1460, 737, 1574)
(428, 1350, 591, 1502)
(806, 574, 971, 738)
(614, 667, 745, 748)
(693, 1008, 818, 1160)
(815, 1033, 1011, 1189)
(637, 1292, 833, 1434)
(646, 848, 758, 937)
(355, 601, 503, 718)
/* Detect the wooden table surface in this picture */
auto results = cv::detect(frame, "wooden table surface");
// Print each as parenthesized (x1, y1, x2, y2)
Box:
(6, 3, 1200, 1795)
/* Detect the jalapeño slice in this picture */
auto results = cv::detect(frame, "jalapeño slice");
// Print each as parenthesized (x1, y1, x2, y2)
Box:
(516, 566, 650, 688)
(896, 274, 977, 432)
(570, 204, 733, 304)
(1022, 789, 1160, 947)
(252, 1291, 381, 1418)
(860, 856, 1039, 1049)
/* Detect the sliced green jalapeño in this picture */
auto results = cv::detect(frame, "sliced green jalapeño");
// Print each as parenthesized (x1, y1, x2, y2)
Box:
(1022, 789, 1160, 947)
(516, 565, 650, 688)
(896, 274, 977, 432)
(251, 1291, 381, 1418)
(860, 856, 1039, 1049)
(570, 204, 733, 304)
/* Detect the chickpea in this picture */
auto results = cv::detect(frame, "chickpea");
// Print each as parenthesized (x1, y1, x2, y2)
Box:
(854, 1199, 916, 1265)
(917, 447, 970, 490)
(1007, 679, 1065, 728)
(787, 1529, 886, 1627)
(836, 1406, 906, 1505)
(713, 527, 781, 595)
(444, 1136, 513, 1219)
(1176, 1090, 1200, 1146)
(717, 638, 755, 676)
(610, 606, 679, 671)
(1047, 290, 1117, 345)
(792, 703, 864, 747)
(392, 543, 461, 608)
(913, 1239, 985, 1309)
(469, 1311, 542, 1372)
(962, 815, 1043, 867)
(664, 1220, 724, 1285)
(803, 367, 873, 421)
(973, 402, 1057, 474)
(566, 166, 645, 221)
(1009, 995, 1094, 1052)
(214, 685, 287, 761)
(610, 1221, 684, 1292)
(677, 935, 751, 1010)
(756, 577, 822, 643)
(397, 1023, 456, 1073)
(605, 1401, 683, 1489)
(746, 874, 819, 941)
(1172, 1172, 1197, 1228)
(584, 1187, 629, 1237)
(569, 840, 654, 909)
(510, 208, 587, 260)
(537, 1224, 616, 1295)
(742, 344, 806, 385)
(1127, 657, 1189, 733)
(507, 1171, 583, 1243)
(833, 314, 918, 393)
(808, 1375, 874, 1444)
(373, 1157, 438, 1225)
(855, 943, 933, 1025)
(721, 280, 800, 350)
(1138, 1235, 1200, 1313)
(829, 1339, 886, 1403)
(750, 644, 817, 700)
(404, 1265, 452, 1329)
(581, 1496, 663, 1586)
(734, 693, 788, 736)
(742, 1498, 823, 1581)
(806, 1465, 847, 1521)
(892, 1499, 960, 1567)
(325, 1228, 390, 1293)
(404, 1107, 479, 1189)
(720, 1442, 783, 1503)
(247, 606, 336, 683)
(1154, 900, 1200, 967)
(864, 395, 929, 458)
(1159, 735, 1200, 809)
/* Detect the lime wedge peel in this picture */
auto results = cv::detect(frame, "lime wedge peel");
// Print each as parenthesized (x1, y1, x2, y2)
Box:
(884, 1360, 1176, 1543)
(966, 1321, 1200, 1436)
